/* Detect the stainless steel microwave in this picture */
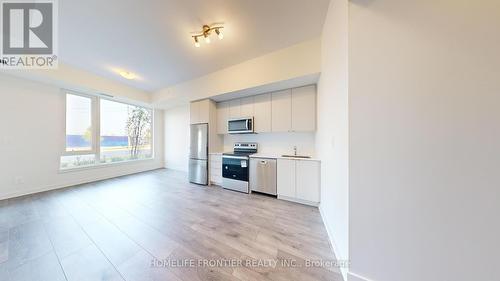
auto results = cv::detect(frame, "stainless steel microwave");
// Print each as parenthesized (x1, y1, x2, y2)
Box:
(228, 117, 254, 134)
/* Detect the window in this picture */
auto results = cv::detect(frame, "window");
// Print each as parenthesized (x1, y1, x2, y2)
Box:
(100, 99, 152, 163)
(60, 91, 153, 170)
(65, 94, 93, 152)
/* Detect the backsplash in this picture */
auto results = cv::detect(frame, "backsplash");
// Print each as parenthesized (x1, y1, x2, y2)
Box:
(223, 132, 315, 156)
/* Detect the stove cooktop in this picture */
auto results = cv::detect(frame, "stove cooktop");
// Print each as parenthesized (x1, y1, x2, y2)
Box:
(223, 151, 256, 157)
(223, 142, 258, 158)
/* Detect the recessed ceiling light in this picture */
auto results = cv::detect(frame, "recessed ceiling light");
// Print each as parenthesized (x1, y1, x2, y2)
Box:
(119, 71, 136, 80)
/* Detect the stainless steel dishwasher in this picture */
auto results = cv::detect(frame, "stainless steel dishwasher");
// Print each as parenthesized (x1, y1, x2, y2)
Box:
(249, 157, 277, 195)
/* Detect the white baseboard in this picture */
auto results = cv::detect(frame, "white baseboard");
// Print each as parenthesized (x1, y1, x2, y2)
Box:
(319, 205, 348, 281)
(0, 166, 163, 201)
(347, 272, 374, 281)
(164, 164, 188, 173)
(278, 195, 319, 207)
(318, 206, 375, 281)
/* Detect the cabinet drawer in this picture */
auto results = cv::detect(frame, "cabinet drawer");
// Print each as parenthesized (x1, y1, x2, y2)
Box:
(209, 155, 222, 167)
(210, 160, 221, 166)
(210, 166, 222, 173)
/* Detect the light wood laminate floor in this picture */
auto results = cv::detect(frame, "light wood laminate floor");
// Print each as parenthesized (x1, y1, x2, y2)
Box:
(0, 169, 343, 281)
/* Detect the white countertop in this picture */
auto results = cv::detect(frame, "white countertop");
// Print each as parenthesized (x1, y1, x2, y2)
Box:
(249, 153, 321, 162)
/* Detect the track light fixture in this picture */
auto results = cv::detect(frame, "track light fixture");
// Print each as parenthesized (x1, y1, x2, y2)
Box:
(192, 24, 224, 47)
(215, 28, 223, 40)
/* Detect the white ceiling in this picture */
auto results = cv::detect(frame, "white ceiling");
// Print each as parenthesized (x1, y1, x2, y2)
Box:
(59, 0, 330, 91)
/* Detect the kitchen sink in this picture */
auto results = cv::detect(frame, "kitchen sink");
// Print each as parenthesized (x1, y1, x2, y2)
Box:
(281, 155, 311, 159)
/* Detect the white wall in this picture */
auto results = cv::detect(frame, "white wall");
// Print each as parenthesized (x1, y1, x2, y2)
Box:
(349, 1, 500, 281)
(224, 132, 315, 156)
(0, 73, 164, 200)
(163, 104, 190, 172)
(152, 38, 321, 108)
(316, 0, 349, 279)
(2, 63, 151, 104)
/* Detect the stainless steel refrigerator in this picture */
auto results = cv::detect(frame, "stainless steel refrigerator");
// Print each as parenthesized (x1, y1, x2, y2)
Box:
(189, 123, 208, 185)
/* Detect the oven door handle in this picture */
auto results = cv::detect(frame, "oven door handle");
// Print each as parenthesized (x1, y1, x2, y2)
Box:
(222, 155, 248, 160)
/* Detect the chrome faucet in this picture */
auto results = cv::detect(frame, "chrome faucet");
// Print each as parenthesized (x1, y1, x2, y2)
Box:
(293, 146, 297, 156)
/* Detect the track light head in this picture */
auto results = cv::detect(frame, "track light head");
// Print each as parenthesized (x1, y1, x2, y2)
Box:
(215, 28, 223, 40)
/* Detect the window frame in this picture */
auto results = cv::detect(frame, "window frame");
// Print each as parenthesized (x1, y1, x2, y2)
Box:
(63, 90, 99, 156)
(61, 89, 154, 169)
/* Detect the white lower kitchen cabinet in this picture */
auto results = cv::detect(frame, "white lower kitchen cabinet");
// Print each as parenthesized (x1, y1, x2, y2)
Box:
(277, 159, 296, 197)
(209, 154, 222, 185)
(295, 160, 320, 202)
(277, 158, 320, 206)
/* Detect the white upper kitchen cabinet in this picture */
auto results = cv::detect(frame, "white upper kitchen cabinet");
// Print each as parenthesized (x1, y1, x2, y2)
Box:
(295, 160, 320, 202)
(190, 99, 210, 124)
(228, 99, 241, 119)
(216, 101, 229, 134)
(291, 85, 316, 132)
(191, 99, 223, 152)
(253, 93, 272, 133)
(240, 96, 254, 117)
(198, 99, 210, 123)
(214, 85, 316, 134)
(190, 101, 199, 124)
(271, 89, 292, 132)
(277, 159, 296, 198)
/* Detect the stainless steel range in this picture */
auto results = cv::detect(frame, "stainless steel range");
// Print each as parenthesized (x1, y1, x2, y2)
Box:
(222, 143, 258, 193)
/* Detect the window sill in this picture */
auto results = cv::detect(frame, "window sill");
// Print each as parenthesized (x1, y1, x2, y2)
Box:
(58, 157, 156, 173)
